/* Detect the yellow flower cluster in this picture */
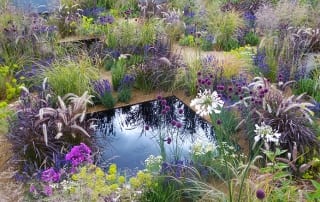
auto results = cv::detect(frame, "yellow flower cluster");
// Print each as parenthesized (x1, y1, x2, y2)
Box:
(70, 164, 125, 201)
(68, 163, 154, 201)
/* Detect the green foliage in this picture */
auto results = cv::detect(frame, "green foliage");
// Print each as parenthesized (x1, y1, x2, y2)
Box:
(207, 9, 244, 51)
(117, 88, 132, 103)
(306, 180, 320, 201)
(44, 57, 98, 97)
(111, 59, 127, 91)
(106, 20, 158, 52)
(210, 108, 239, 145)
(0, 64, 21, 101)
(294, 78, 320, 102)
(244, 31, 260, 46)
(140, 177, 181, 202)
(101, 92, 115, 109)
(0, 101, 11, 135)
(178, 35, 195, 46)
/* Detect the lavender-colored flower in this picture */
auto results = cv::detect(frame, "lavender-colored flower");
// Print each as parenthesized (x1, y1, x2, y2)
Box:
(256, 189, 266, 200)
(119, 74, 135, 90)
(65, 143, 92, 167)
(97, 15, 114, 25)
(185, 25, 196, 35)
(254, 49, 269, 74)
(29, 184, 36, 193)
(93, 79, 111, 97)
(41, 168, 60, 183)
(43, 185, 53, 196)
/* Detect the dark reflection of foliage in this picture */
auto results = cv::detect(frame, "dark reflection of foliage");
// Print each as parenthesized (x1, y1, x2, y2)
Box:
(88, 96, 215, 143)
(87, 109, 116, 138)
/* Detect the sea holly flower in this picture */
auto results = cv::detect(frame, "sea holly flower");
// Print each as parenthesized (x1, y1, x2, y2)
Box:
(190, 89, 224, 116)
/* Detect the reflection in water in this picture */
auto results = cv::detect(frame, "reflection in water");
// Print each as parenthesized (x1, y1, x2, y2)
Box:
(87, 96, 215, 172)
(12, 0, 60, 13)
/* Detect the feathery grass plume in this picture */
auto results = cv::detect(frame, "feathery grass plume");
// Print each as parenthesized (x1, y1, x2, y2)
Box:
(7, 82, 95, 172)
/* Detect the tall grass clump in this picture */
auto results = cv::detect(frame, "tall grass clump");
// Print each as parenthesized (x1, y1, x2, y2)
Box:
(43, 57, 98, 97)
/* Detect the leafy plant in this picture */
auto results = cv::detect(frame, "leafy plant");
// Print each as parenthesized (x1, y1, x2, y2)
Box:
(43, 57, 98, 98)
(244, 31, 260, 46)
(7, 83, 94, 172)
(117, 74, 135, 103)
(111, 58, 127, 91)
(234, 77, 320, 156)
(92, 79, 115, 109)
(306, 180, 320, 201)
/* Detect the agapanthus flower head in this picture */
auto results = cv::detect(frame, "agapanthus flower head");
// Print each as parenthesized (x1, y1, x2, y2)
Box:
(41, 168, 60, 183)
(65, 143, 92, 167)
(254, 122, 281, 144)
(190, 89, 224, 116)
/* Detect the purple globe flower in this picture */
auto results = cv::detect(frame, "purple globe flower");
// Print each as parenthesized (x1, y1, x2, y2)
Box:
(166, 137, 172, 144)
(256, 189, 265, 200)
(171, 120, 177, 126)
(165, 105, 170, 112)
(216, 119, 222, 125)
(178, 108, 184, 114)
(157, 95, 162, 100)
(176, 122, 182, 128)
(161, 99, 167, 106)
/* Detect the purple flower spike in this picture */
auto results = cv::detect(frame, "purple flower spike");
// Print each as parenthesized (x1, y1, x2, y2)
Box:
(256, 189, 265, 200)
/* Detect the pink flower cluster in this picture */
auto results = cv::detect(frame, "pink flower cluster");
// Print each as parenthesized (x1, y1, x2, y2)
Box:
(65, 143, 92, 167)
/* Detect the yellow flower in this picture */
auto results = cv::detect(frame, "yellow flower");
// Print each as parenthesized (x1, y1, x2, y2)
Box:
(108, 164, 117, 175)
(129, 177, 140, 189)
(71, 174, 79, 181)
(95, 167, 105, 178)
(69, 187, 76, 194)
(110, 183, 119, 191)
(106, 174, 116, 182)
(118, 176, 125, 184)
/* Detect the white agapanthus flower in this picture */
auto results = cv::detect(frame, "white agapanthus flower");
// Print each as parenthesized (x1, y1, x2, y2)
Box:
(254, 122, 281, 145)
(190, 89, 224, 117)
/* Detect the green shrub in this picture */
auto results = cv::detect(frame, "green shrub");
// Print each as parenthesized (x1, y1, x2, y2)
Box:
(0, 64, 21, 101)
(111, 59, 127, 91)
(117, 88, 131, 103)
(44, 57, 98, 97)
(294, 78, 320, 102)
(178, 35, 195, 46)
(244, 31, 260, 46)
(101, 92, 115, 109)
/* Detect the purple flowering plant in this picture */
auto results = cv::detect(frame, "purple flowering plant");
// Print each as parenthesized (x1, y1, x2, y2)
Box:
(65, 143, 93, 168)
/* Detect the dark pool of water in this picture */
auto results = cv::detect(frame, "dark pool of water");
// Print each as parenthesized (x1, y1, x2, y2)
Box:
(88, 96, 215, 172)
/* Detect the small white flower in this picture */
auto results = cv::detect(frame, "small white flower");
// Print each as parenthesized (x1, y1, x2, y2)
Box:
(190, 89, 224, 117)
(254, 122, 281, 145)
